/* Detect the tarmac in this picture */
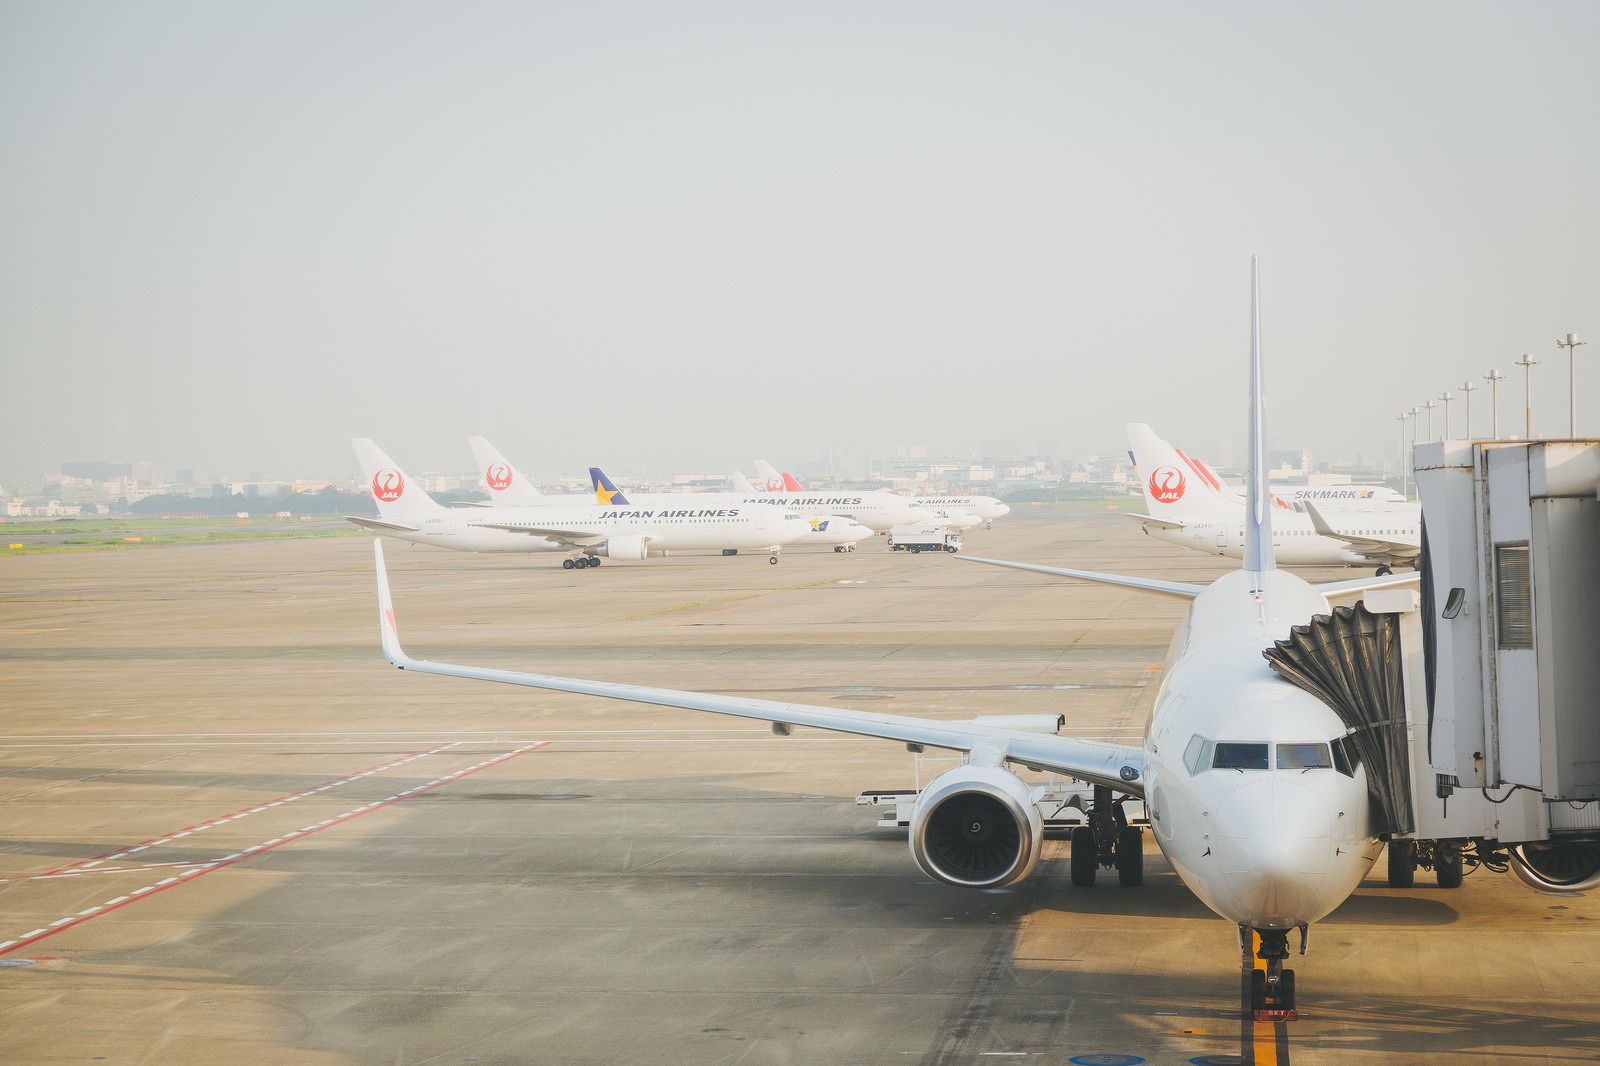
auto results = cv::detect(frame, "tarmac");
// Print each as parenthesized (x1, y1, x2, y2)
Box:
(1, 510, 1596, 1065)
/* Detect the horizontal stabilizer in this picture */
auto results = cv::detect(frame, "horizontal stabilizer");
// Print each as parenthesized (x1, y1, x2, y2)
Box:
(345, 515, 420, 534)
(1125, 512, 1186, 532)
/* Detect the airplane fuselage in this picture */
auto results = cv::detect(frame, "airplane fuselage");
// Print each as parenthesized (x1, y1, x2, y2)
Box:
(1148, 518, 1372, 566)
(1140, 569, 1381, 929)
(363, 505, 806, 555)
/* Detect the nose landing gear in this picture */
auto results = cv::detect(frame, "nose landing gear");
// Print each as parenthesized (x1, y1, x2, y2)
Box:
(1243, 926, 1300, 1021)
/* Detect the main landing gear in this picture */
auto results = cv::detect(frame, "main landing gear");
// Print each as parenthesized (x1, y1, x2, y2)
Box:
(1375, 564, 1394, 576)
(1386, 838, 1465, 888)
(1243, 926, 1301, 1021)
(1067, 784, 1143, 888)
(562, 555, 602, 570)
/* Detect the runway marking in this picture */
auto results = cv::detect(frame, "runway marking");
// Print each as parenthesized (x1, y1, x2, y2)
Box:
(0, 742, 548, 956)
(27, 741, 468, 880)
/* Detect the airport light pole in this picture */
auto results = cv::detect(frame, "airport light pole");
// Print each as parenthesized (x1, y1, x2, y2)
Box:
(1398, 411, 1411, 499)
(1440, 390, 1454, 440)
(1484, 369, 1506, 439)
(1459, 380, 1477, 440)
(1423, 398, 1437, 441)
(1557, 333, 1585, 437)
(1515, 353, 1539, 438)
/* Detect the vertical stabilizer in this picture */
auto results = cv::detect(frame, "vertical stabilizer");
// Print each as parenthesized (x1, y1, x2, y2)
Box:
(468, 436, 545, 506)
(351, 438, 445, 518)
(1244, 257, 1276, 575)
(589, 466, 631, 506)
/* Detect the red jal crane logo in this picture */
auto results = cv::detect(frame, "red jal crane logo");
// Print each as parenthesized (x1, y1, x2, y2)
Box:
(372, 468, 405, 503)
(765, 476, 784, 491)
(485, 464, 513, 491)
(1148, 466, 1186, 504)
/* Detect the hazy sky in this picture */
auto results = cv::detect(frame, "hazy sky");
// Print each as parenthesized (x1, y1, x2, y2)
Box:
(3, 2, 1596, 484)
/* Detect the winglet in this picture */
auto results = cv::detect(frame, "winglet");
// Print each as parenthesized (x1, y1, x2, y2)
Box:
(1301, 499, 1338, 537)
(373, 538, 414, 669)
(589, 466, 630, 506)
(1244, 256, 1276, 576)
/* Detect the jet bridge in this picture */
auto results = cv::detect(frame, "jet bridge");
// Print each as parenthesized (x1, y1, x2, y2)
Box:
(1268, 439, 1600, 891)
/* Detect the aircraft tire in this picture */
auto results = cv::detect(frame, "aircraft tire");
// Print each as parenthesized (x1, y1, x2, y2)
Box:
(768, 555, 779, 565)
(1070, 826, 1096, 888)
(1386, 841, 1415, 888)
(1436, 844, 1464, 889)
(562, 558, 576, 570)
(1116, 826, 1144, 887)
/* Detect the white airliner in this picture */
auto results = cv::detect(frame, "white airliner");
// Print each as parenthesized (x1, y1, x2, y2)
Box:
(587, 467, 874, 552)
(1128, 424, 1421, 573)
(1171, 452, 1407, 507)
(346, 439, 811, 567)
(366, 262, 1424, 1016)
(589, 466, 935, 533)
(745, 460, 1009, 531)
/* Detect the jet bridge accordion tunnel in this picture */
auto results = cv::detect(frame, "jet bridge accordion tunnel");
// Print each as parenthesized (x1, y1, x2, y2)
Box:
(1263, 603, 1415, 838)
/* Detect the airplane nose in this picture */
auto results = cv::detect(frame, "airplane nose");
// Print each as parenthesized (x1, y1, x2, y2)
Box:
(994, 503, 1011, 517)
(1212, 780, 1334, 925)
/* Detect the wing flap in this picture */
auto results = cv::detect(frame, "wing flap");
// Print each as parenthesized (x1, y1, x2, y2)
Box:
(958, 555, 1205, 600)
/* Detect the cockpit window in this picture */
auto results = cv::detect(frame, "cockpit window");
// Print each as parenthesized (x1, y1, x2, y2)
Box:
(1184, 734, 1212, 776)
(1331, 735, 1361, 777)
(1276, 742, 1333, 770)
(1212, 742, 1269, 770)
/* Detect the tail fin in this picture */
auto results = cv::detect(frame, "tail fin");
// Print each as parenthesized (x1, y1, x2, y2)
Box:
(468, 436, 545, 506)
(754, 460, 787, 492)
(730, 470, 758, 493)
(589, 466, 630, 506)
(1244, 255, 1275, 575)
(1126, 423, 1229, 520)
(351, 438, 444, 518)
(781, 471, 805, 491)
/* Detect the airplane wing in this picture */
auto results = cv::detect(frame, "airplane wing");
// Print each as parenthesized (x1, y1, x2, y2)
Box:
(469, 522, 610, 547)
(345, 515, 421, 534)
(1313, 570, 1421, 605)
(1125, 512, 1186, 532)
(372, 540, 1145, 794)
(959, 555, 1205, 600)
(1302, 502, 1422, 565)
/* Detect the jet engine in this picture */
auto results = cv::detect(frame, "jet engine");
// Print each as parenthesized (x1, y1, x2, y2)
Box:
(597, 535, 650, 561)
(1509, 842, 1600, 893)
(908, 765, 1042, 889)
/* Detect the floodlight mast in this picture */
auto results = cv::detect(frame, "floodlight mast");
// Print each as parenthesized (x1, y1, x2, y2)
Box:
(1484, 369, 1506, 439)
(1459, 380, 1477, 439)
(1515, 354, 1539, 439)
(1397, 410, 1412, 498)
(1556, 333, 1585, 437)
(1440, 390, 1454, 439)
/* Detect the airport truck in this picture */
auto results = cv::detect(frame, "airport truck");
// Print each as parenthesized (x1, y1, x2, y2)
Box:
(887, 524, 961, 553)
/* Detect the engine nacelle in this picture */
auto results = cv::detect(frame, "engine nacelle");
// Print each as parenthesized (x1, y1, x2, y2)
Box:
(1509, 842, 1600, 893)
(598, 535, 649, 561)
(908, 765, 1042, 889)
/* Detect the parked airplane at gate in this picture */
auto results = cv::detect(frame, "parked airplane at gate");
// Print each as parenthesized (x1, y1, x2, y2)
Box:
(366, 261, 1434, 1016)
(1128, 424, 1421, 572)
(346, 439, 810, 567)
(589, 466, 935, 533)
